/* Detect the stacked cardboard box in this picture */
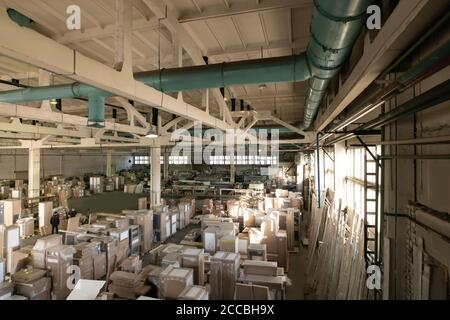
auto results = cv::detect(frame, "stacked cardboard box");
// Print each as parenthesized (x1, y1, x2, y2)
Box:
(0, 199, 21, 226)
(138, 197, 147, 210)
(12, 268, 51, 300)
(73, 242, 97, 280)
(178, 285, 209, 300)
(89, 176, 104, 194)
(261, 215, 278, 254)
(123, 210, 153, 254)
(46, 245, 75, 300)
(153, 210, 167, 242)
(0, 281, 13, 299)
(248, 243, 267, 261)
(109, 271, 149, 299)
(31, 234, 62, 269)
(203, 226, 217, 253)
(235, 283, 269, 300)
(38, 201, 52, 229)
(93, 252, 107, 280)
(276, 230, 288, 269)
(210, 251, 240, 300)
(160, 265, 194, 299)
(120, 256, 142, 274)
(0, 225, 20, 273)
(181, 248, 204, 285)
(16, 217, 35, 238)
(202, 199, 213, 215)
(238, 234, 249, 255)
(219, 235, 238, 253)
(243, 260, 278, 276)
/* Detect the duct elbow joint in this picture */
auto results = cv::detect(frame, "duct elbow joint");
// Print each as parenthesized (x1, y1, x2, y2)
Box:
(87, 94, 105, 128)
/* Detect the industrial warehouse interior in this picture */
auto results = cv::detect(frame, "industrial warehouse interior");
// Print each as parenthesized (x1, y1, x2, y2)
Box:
(0, 0, 449, 303)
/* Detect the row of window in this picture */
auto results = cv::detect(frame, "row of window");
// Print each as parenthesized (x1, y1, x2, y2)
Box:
(209, 155, 278, 165)
(133, 155, 278, 165)
(134, 156, 189, 165)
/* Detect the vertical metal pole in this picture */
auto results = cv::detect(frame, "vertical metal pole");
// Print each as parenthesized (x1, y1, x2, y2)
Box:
(316, 133, 321, 208)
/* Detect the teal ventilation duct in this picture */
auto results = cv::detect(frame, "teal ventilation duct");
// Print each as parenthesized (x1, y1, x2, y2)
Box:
(87, 95, 105, 128)
(302, 0, 372, 129)
(1, 1, 371, 130)
(7, 8, 33, 28)
(0, 55, 310, 102)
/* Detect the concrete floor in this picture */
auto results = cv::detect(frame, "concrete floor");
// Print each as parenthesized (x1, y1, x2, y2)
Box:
(68, 191, 144, 214)
(66, 192, 308, 299)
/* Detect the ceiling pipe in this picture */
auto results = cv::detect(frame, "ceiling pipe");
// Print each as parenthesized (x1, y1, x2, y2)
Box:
(2, 2, 372, 130)
(302, 0, 372, 129)
(325, 78, 450, 146)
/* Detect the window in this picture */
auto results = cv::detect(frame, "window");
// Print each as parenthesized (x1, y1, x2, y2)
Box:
(134, 155, 149, 165)
(169, 156, 188, 164)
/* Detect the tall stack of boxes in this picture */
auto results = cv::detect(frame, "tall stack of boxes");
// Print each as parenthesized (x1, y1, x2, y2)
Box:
(210, 251, 240, 300)
(46, 245, 75, 300)
(12, 269, 51, 300)
(73, 242, 97, 280)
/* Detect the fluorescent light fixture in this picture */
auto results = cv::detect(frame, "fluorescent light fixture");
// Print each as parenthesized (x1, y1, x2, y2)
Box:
(145, 130, 158, 139)
(258, 84, 267, 90)
(50, 98, 58, 105)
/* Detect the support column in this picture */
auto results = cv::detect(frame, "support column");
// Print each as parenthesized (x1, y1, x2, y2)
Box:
(163, 147, 169, 183)
(106, 151, 113, 177)
(230, 151, 236, 184)
(150, 147, 161, 208)
(28, 148, 41, 198)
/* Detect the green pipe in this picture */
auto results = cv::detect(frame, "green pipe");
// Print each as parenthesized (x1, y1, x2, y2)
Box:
(302, 0, 372, 129)
(140, 54, 310, 92)
(0, 55, 309, 102)
(87, 95, 105, 128)
(7, 8, 33, 28)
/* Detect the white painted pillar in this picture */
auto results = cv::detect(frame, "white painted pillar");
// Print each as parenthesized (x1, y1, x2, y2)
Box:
(163, 147, 169, 183)
(28, 148, 41, 198)
(150, 147, 161, 207)
(106, 151, 113, 177)
(230, 151, 236, 184)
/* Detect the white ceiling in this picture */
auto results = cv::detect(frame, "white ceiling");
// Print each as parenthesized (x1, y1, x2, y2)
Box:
(0, 0, 312, 125)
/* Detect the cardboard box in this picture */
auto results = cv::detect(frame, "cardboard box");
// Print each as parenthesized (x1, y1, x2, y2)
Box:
(31, 234, 62, 269)
(181, 248, 205, 285)
(16, 217, 34, 238)
(0, 281, 13, 298)
(138, 197, 148, 210)
(160, 266, 194, 299)
(243, 260, 278, 276)
(235, 283, 269, 300)
(46, 245, 75, 293)
(0, 225, 20, 265)
(153, 211, 167, 242)
(203, 227, 217, 253)
(178, 285, 209, 300)
(248, 243, 267, 261)
(120, 256, 142, 274)
(109, 270, 148, 299)
(210, 251, 240, 300)
(10, 250, 30, 274)
(12, 269, 51, 300)
(38, 201, 52, 229)
(238, 234, 249, 254)
(0, 199, 21, 226)
(219, 235, 238, 253)
(276, 230, 288, 269)
(94, 252, 107, 280)
(123, 210, 153, 254)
